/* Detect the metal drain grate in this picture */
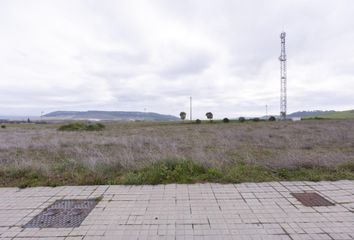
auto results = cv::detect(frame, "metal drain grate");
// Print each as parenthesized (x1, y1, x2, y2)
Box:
(23, 199, 98, 228)
(291, 192, 334, 207)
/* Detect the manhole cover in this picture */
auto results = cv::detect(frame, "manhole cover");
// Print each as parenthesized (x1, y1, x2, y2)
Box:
(291, 192, 334, 207)
(23, 199, 99, 228)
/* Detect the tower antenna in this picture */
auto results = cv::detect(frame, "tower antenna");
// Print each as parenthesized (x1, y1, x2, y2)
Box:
(279, 32, 287, 120)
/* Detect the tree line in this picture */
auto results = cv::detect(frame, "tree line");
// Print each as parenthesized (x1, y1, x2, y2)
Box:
(179, 111, 276, 123)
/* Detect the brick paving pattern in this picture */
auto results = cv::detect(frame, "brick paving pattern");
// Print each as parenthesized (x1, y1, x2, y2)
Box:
(0, 181, 354, 239)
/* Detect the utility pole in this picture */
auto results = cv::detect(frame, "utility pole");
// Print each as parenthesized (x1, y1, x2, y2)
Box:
(279, 32, 287, 120)
(265, 105, 268, 119)
(190, 96, 192, 121)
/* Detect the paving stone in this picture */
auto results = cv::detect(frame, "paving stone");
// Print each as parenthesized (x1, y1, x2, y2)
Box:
(0, 181, 354, 238)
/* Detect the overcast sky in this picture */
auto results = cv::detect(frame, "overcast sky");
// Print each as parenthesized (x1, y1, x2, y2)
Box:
(1, 0, 354, 118)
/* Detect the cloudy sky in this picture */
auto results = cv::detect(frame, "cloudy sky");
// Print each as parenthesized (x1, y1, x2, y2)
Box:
(1, 0, 354, 119)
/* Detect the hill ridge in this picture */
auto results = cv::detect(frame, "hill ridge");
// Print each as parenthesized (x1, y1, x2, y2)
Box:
(44, 110, 179, 121)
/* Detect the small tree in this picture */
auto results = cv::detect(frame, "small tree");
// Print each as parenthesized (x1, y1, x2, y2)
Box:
(195, 119, 202, 124)
(223, 118, 230, 123)
(268, 116, 276, 121)
(179, 112, 186, 120)
(238, 117, 246, 122)
(206, 112, 213, 121)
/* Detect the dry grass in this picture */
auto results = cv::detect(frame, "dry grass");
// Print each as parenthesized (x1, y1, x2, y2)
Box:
(0, 120, 354, 187)
(0, 120, 354, 186)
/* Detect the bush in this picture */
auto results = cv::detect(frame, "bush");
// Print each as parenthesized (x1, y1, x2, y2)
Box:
(85, 123, 105, 131)
(195, 119, 202, 124)
(238, 117, 246, 122)
(58, 122, 86, 131)
(58, 122, 105, 131)
(223, 118, 230, 123)
(1, 125, 6, 129)
(252, 118, 260, 122)
(268, 116, 276, 121)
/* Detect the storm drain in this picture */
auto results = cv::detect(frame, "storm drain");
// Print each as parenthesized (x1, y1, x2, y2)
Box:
(23, 199, 99, 228)
(291, 192, 334, 207)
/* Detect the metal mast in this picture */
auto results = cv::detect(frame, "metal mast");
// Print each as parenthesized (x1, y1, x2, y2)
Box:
(190, 96, 192, 120)
(279, 32, 287, 120)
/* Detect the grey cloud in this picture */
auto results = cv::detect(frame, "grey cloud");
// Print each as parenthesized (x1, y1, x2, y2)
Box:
(83, 50, 149, 80)
(159, 51, 213, 78)
(0, 0, 354, 118)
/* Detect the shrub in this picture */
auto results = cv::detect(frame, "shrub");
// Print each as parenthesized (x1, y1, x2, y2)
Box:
(238, 117, 246, 122)
(58, 122, 105, 131)
(223, 118, 230, 123)
(58, 122, 85, 131)
(268, 116, 276, 121)
(1, 125, 6, 129)
(252, 118, 260, 122)
(195, 119, 202, 124)
(86, 123, 105, 131)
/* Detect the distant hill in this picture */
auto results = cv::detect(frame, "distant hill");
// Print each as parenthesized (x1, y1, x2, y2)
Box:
(44, 111, 179, 121)
(301, 109, 354, 119)
(285, 110, 354, 119)
(261, 110, 354, 119)
(287, 110, 336, 118)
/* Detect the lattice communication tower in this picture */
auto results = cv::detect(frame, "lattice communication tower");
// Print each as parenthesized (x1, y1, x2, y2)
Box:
(279, 32, 287, 120)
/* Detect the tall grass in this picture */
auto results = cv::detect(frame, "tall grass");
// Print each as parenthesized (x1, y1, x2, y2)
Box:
(1, 159, 354, 187)
(0, 120, 354, 186)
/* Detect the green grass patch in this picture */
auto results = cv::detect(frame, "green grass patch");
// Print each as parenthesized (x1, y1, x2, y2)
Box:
(1, 159, 354, 187)
(337, 161, 354, 172)
(58, 122, 105, 131)
(223, 162, 280, 183)
(121, 159, 206, 184)
(277, 166, 354, 181)
(0, 167, 48, 188)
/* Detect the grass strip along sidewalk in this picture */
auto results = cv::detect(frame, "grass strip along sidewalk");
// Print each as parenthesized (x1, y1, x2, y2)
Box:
(1, 159, 354, 188)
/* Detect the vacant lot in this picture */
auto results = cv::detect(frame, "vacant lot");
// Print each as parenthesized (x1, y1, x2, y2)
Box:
(0, 120, 354, 186)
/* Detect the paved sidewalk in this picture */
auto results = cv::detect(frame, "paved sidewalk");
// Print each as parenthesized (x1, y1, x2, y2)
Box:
(0, 181, 354, 240)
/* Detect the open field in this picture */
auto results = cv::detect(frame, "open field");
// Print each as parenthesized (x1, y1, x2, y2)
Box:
(1, 120, 354, 187)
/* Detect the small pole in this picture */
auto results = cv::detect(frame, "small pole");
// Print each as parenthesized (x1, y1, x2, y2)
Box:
(190, 96, 192, 121)
(265, 105, 268, 119)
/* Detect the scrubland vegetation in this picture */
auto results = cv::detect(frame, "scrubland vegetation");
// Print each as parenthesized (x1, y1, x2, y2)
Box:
(0, 119, 354, 187)
(58, 122, 105, 131)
